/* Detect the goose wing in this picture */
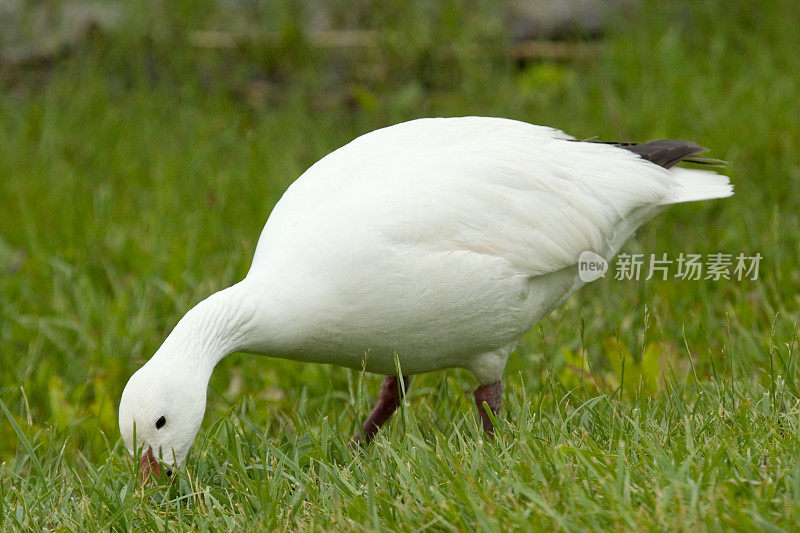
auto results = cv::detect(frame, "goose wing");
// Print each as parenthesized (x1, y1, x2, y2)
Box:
(255, 117, 674, 277)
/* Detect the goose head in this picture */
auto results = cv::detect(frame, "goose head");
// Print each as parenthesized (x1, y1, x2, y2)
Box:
(118, 283, 262, 480)
(118, 359, 206, 479)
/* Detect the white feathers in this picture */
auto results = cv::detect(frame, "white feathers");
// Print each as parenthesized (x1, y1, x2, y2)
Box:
(240, 117, 732, 378)
(660, 167, 734, 205)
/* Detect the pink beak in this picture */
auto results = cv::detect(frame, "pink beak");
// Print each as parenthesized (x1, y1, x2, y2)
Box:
(139, 446, 161, 483)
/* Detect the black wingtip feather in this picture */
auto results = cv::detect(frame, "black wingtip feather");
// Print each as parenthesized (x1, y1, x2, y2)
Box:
(613, 140, 708, 169)
(573, 138, 722, 169)
(683, 156, 728, 167)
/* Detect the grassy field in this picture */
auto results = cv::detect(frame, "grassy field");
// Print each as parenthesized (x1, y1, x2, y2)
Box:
(2, 0, 800, 530)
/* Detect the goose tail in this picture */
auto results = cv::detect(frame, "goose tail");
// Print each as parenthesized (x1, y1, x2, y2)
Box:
(661, 167, 733, 205)
(593, 138, 733, 205)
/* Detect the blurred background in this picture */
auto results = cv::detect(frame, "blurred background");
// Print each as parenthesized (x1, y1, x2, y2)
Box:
(1, 0, 799, 500)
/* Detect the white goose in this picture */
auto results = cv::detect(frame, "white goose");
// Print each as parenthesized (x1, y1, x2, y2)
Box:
(119, 117, 732, 477)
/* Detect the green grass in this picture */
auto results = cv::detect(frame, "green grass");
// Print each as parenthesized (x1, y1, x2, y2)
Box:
(2, 0, 800, 530)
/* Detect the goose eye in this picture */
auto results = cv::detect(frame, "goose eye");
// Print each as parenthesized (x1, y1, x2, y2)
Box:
(155, 416, 166, 429)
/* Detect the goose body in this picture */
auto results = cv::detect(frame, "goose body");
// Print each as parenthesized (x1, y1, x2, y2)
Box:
(119, 117, 732, 472)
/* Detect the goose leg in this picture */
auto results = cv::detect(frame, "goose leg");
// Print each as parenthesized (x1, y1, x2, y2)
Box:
(355, 375, 410, 445)
(474, 381, 502, 434)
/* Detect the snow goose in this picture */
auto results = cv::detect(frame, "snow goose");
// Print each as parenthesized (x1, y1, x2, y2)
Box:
(118, 117, 732, 477)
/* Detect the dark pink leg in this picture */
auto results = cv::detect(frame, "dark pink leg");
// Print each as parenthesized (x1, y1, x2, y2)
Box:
(474, 381, 503, 434)
(356, 375, 410, 445)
